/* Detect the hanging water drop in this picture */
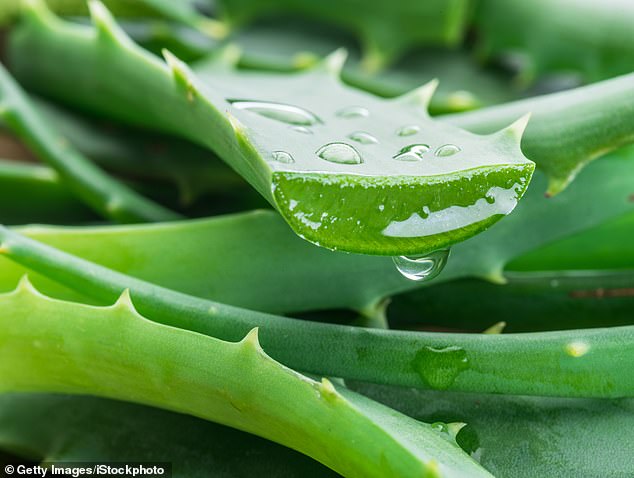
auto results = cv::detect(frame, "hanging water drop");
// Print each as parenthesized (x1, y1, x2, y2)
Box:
(392, 249, 449, 281)
(396, 125, 420, 137)
(435, 144, 461, 157)
(348, 131, 379, 144)
(393, 144, 430, 162)
(228, 99, 321, 126)
(272, 151, 294, 163)
(336, 106, 369, 118)
(291, 125, 313, 134)
(316, 143, 363, 164)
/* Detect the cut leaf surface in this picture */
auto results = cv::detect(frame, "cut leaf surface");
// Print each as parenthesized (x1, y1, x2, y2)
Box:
(8, 1, 535, 255)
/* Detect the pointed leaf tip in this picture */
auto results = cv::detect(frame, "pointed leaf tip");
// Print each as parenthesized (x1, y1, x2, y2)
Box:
(112, 288, 137, 312)
(226, 111, 247, 136)
(499, 112, 532, 142)
(88, 0, 129, 45)
(397, 78, 439, 111)
(319, 378, 339, 400)
(241, 327, 262, 350)
(162, 50, 197, 101)
(216, 44, 242, 68)
(321, 48, 348, 76)
(21, 0, 51, 22)
(483, 321, 507, 335)
(15, 274, 38, 295)
(447, 422, 467, 440)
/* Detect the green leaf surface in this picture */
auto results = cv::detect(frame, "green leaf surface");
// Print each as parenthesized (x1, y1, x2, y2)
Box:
(2, 223, 634, 398)
(0, 62, 181, 223)
(474, 0, 634, 85)
(1, 150, 631, 316)
(446, 77, 634, 195)
(7, 0, 534, 255)
(353, 382, 634, 478)
(0, 280, 490, 478)
(215, 0, 471, 70)
(0, 159, 94, 224)
(390, 270, 634, 333)
(0, 393, 338, 477)
(29, 99, 255, 207)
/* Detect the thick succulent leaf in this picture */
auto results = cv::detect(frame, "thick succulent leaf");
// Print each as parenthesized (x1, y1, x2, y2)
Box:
(0, 279, 490, 478)
(3, 226, 634, 398)
(474, 0, 634, 84)
(447, 75, 634, 195)
(7, 0, 534, 255)
(0, 0, 188, 26)
(1, 149, 632, 316)
(0, 62, 181, 223)
(28, 100, 254, 207)
(0, 159, 94, 224)
(353, 383, 634, 478)
(0, 393, 338, 477)
(390, 270, 634, 333)
(121, 18, 516, 114)
(216, 0, 471, 70)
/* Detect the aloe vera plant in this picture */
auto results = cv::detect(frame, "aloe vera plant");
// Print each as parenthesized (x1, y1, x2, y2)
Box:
(0, 277, 490, 478)
(8, 0, 535, 255)
(1, 0, 634, 476)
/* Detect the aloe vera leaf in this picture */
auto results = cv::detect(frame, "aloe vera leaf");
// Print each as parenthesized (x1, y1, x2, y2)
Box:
(390, 270, 634, 333)
(139, 0, 228, 39)
(2, 225, 634, 398)
(507, 206, 634, 272)
(7, 1, 535, 256)
(352, 382, 634, 478)
(1, 145, 631, 318)
(215, 0, 471, 71)
(474, 0, 634, 85)
(0, 279, 490, 478)
(0, 159, 95, 225)
(28, 99, 254, 207)
(0, 0, 186, 26)
(0, 393, 338, 477)
(121, 18, 515, 114)
(0, 63, 182, 224)
(446, 76, 634, 195)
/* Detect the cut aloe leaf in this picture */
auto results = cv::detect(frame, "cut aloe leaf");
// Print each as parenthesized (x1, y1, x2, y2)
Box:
(7, 1, 534, 255)
(447, 74, 634, 195)
(0, 150, 632, 317)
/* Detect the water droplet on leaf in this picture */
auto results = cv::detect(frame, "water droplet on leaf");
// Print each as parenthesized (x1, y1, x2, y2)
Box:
(393, 144, 430, 161)
(291, 125, 312, 134)
(431, 422, 449, 433)
(413, 345, 469, 389)
(272, 151, 294, 163)
(228, 99, 320, 126)
(435, 144, 461, 157)
(316, 142, 363, 164)
(393, 249, 449, 281)
(396, 125, 420, 136)
(348, 131, 378, 144)
(336, 106, 369, 118)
